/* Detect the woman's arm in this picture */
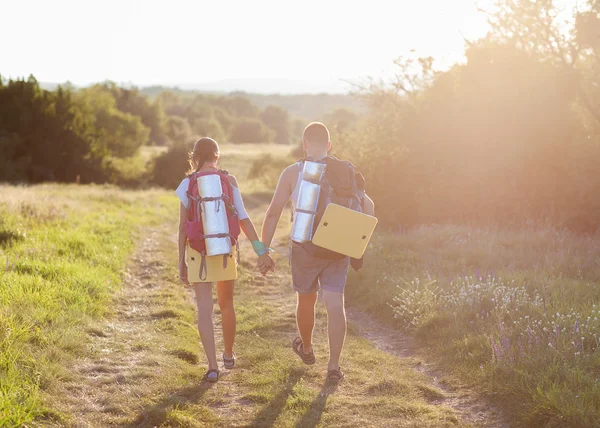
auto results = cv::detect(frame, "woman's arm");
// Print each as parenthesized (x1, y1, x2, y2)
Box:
(228, 175, 275, 273)
(227, 175, 259, 240)
(239, 218, 260, 242)
(178, 202, 189, 284)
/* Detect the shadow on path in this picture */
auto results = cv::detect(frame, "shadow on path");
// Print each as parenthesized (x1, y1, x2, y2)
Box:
(294, 380, 339, 428)
(128, 382, 215, 428)
(247, 367, 306, 428)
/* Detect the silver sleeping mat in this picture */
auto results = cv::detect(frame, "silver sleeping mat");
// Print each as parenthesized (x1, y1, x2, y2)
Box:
(197, 174, 232, 256)
(290, 161, 326, 243)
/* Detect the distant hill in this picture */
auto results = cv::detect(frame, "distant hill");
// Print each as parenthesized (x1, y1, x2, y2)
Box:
(244, 92, 365, 121)
(176, 78, 355, 95)
(139, 85, 366, 120)
(38, 79, 367, 120)
(40, 77, 360, 95)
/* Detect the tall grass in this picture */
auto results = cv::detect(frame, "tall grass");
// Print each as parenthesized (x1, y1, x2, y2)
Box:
(346, 225, 600, 427)
(0, 184, 172, 426)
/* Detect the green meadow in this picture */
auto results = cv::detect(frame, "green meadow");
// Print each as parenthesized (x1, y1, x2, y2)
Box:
(0, 184, 173, 426)
(347, 226, 600, 427)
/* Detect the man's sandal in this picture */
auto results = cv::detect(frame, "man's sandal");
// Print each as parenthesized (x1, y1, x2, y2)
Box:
(327, 368, 345, 382)
(203, 369, 219, 383)
(292, 337, 316, 365)
(223, 352, 236, 369)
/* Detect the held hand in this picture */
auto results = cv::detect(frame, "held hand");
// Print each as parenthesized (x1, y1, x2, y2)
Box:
(258, 253, 275, 276)
(179, 261, 189, 285)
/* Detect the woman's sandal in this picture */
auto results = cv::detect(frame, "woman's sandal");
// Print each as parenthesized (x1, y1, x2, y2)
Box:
(326, 368, 345, 382)
(292, 337, 316, 365)
(203, 369, 219, 383)
(222, 352, 236, 369)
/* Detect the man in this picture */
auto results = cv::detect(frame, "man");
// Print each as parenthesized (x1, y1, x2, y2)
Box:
(260, 122, 375, 381)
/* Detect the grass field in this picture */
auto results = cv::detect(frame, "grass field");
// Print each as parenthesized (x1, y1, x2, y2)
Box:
(0, 175, 488, 427)
(0, 184, 173, 426)
(346, 226, 600, 427)
(5, 143, 597, 427)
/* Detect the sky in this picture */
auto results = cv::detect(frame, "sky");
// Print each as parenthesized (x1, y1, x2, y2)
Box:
(1, 0, 494, 92)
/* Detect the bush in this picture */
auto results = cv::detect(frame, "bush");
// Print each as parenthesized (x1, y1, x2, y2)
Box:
(247, 153, 293, 188)
(191, 117, 225, 143)
(342, 44, 600, 230)
(150, 143, 190, 189)
(228, 118, 274, 144)
(0, 131, 28, 182)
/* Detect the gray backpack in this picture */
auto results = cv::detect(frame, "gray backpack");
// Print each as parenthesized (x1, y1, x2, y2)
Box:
(297, 156, 365, 264)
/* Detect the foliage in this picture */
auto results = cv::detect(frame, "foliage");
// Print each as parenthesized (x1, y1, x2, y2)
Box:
(190, 116, 226, 144)
(150, 143, 190, 189)
(0, 76, 105, 183)
(244, 92, 366, 121)
(102, 82, 168, 145)
(228, 117, 274, 144)
(0, 77, 308, 186)
(75, 85, 150, 158)
(347, 224, 600, 427)
(341, 0, 600, 230)
(164, 115, 193, 145)
(261, 105, 290, 144)
(247, 153, 293, 188)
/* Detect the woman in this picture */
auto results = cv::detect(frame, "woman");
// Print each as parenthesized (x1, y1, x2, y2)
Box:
(176, 137, 275, 382)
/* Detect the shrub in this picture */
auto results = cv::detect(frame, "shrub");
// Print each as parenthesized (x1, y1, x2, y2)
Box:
(247, 153, 293, 189)
(150, 143, 190, 189)
(228, 118, 274, 144)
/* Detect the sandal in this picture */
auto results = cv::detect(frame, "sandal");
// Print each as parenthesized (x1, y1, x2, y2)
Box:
(326, 368, 345, 382)
(203, 369, 219, 383)
(222, 352, 236, 369)
(292, 337, 316, 365)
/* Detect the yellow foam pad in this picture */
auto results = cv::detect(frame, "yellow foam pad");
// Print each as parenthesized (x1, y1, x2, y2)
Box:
(312, 204, 378, 259)
(186, 243, 238, 283)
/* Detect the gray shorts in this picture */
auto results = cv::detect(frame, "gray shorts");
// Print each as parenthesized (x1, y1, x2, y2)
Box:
(290, 242, 350, 294)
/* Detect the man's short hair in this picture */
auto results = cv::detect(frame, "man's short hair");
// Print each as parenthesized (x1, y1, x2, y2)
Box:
(303, 122, 330, 146)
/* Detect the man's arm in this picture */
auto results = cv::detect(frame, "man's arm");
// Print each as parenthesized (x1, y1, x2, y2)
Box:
(261, 165, 296, 248)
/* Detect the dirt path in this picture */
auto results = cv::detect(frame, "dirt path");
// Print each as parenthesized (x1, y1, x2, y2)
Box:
(346, 309, 510, 427)
(49, 226, 173, 427)
(48, 213, 511, 427)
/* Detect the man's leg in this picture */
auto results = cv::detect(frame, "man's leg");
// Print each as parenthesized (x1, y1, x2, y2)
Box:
(319, 256, 350, 373)
(322, 290, 346, 371)
(290, 243, 320, 355)
(296, 291, 318, 353)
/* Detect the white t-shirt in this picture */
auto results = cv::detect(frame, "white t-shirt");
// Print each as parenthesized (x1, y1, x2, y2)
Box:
(175, 177, 249, 221)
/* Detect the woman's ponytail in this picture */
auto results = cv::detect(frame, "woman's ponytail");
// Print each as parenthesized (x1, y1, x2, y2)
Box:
(187, 137, 220, 175)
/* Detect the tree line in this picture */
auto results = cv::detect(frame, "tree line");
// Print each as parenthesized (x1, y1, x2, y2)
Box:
(0, 77, 348, 185)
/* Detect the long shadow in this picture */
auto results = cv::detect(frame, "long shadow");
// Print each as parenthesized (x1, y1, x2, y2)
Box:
(294, 380, 339, 428)
(247, 367, 305, 428)
(128, 381, 215, 428)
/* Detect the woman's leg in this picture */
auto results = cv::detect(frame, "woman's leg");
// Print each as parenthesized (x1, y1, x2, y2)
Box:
(193, 282, 218, 370)
(217, 280, 236, 358)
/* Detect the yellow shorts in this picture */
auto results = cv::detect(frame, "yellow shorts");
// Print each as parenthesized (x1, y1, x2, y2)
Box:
(186, 243, 238, 283)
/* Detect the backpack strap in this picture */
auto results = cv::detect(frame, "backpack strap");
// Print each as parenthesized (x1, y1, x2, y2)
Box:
(295, 208, 318, 215)
(199, 252, 208, 281)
